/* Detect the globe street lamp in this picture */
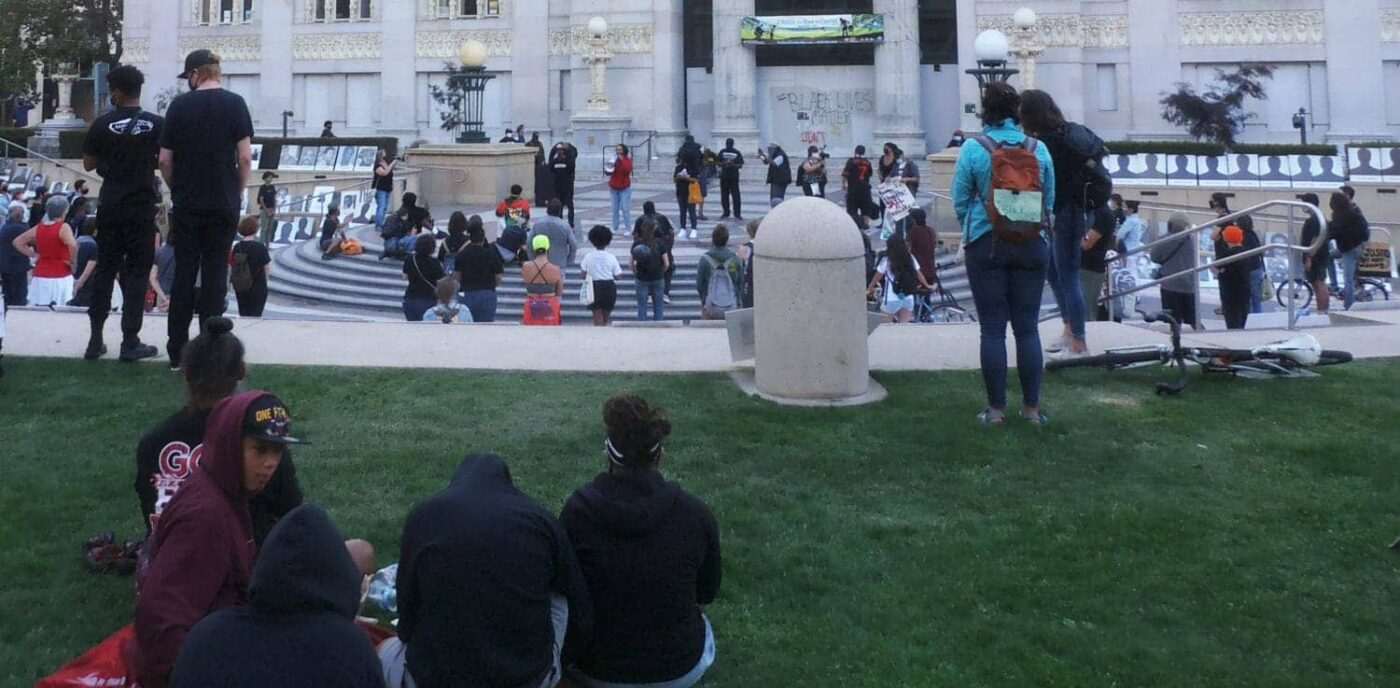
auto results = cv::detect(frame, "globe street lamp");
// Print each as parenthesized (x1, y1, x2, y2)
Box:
(966, 30, 1018, 95)
(1010, 8, 1044, 89)
(584, 16, 613, 112)
(454, 39, 494, 144)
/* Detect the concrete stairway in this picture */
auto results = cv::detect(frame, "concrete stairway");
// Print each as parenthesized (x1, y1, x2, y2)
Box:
(269, 223, 973, 322)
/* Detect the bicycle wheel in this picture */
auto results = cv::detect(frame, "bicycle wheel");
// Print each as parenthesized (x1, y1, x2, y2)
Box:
(926, 304, 973, 323)
(1046, 349, 1165, 371)
(1275, 279, 1313, 310)
(1358, 279, 1390, 302)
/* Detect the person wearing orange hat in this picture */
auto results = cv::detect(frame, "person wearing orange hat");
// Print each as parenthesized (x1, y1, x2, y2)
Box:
(1214, 220, 1254, 330)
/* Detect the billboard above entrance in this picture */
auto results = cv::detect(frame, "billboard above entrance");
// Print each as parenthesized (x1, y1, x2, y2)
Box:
(740, 14, 885, 45)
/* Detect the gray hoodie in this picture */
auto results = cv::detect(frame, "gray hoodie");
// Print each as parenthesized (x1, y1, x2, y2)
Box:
(1150, 213, 1196, 294)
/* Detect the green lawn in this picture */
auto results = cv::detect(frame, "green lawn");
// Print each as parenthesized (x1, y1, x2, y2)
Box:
(2, 358, 1399, 687)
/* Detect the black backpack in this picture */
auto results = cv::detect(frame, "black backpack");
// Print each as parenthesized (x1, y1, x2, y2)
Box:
(631, 243, 663, 277)
(230, 251, 254, 293)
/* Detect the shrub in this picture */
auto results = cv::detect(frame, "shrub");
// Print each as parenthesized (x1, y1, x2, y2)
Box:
(1104, 141, 1338, 156)
(0, 127, 35, 156)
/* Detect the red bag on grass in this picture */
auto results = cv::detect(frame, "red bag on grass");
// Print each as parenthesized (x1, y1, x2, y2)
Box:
(36, 624, 136, 687)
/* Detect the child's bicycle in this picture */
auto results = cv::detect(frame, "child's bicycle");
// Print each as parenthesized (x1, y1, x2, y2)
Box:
(1045, 311, 1353, 395)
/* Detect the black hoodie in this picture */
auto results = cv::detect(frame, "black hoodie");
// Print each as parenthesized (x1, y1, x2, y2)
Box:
(560, 469, 721, 684)
(398, 454, 593, 688)
(170, 504, 385, 688)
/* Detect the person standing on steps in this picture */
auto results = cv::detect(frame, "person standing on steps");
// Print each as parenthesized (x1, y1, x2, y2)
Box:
(799, 146, 828, 198)
(548, 142, 578, 228)
(631, 218, 669, 321)
(454, 215, 505, 323)
(12, 195, 77, 307)
(581, 225, 622, 327)
(758, 143, 791, 208)
(373, 150, 396, 230)
(256, 172, 279, 245)
(402, 234, 444, 322)
(842, 146, 876, 228)
(673, 159, 698, 236)
(529, 199, 578, 292)
(160, 49, 255, 369)
(717, 138, 744, 220)
(609, 144, 634, 235)
(231, 216, 272, 318)
(80, 64, 165, 361)
(634, 202, 676, 304)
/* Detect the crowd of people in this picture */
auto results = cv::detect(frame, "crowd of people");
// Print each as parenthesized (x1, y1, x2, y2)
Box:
(107, 317, 722, 688)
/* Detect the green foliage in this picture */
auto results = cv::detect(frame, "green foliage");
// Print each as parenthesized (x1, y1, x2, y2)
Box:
(1160, 64, 1276, 147)
(1344, 141, 1400, 149)
(1105, 141, 1338, 156)
(0, 0, 122, 103)
(427, 61, 470, 135)
(3, 359, 1400, 686)
(0, 126, 34, 154)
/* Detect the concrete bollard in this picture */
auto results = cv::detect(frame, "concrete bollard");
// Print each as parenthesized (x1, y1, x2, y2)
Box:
(751, 197, 883, 405)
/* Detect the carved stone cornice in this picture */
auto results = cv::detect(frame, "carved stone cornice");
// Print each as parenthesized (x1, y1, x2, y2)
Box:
(975, 15, 1127, 49)
(548, 24, 655, 56)
(1179, 11, 1324, 46)
(415, 30, 512, 59)
(178, 34, 261, 62)
(124, 37, 150, 64)
(293, 33, 383, 60)
(1382, 10, 1400, 42)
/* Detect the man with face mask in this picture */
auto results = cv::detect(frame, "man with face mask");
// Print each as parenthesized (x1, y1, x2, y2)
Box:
(159, 49, 255, 370)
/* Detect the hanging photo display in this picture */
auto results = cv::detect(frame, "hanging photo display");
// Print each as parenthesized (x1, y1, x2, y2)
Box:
(740, 14, 885, 45)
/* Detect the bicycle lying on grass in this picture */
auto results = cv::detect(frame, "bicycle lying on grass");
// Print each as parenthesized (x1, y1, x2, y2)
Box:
(1046, 311, 1353, 395)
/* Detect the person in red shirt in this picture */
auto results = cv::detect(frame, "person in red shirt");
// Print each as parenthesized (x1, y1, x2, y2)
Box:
(609, 144, 634, 236)
(495, 184, 532, 232)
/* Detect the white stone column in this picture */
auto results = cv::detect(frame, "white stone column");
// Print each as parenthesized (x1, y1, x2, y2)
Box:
(259, 0, 294, 135)
(379, 0, 419, 138)
(711, 0, 759, 153)
(873, 0, 925, 158)
(652, 0, 687, 154)
(512, 0, 550, 135)
(1127, 0, 1180, 138)
(1324, 0, 1387, 140)
(954, 0, 982, 134)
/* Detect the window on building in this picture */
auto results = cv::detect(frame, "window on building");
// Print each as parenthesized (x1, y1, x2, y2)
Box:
(1096, 64, 1118, 112)
(197, 0, 253, 25)
(683, 0, 714, 70)
(918, 0, 956, 65)
(435, 0, 501, 18)
(313, 0, 372, 21)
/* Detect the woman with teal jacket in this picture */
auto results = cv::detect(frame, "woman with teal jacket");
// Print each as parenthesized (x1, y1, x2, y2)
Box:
(951, 82, 1056, 426)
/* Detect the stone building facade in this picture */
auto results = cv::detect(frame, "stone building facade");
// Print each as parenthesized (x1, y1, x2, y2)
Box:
(118, 0, 1400, 160)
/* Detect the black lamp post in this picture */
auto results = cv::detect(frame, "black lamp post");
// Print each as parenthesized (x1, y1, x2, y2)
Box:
(1292, 108, 1308, 146)
(966, 30, 1019, 95)
(455, 41, 494, 144)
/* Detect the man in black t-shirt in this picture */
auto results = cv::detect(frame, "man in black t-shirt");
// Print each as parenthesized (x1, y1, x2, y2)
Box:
(82, 64, 164, 362)
(159, 49, 255, 369)
(717, 139, 744, 220)
(257, 172, 279, 245)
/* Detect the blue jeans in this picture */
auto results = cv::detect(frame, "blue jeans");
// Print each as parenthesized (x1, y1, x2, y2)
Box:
(572, 616, 716, 688)
(636, 279, 664, 320)
(611, 188, 632, 233)
(1341, 246, 1362, 309)
(1248, 268, 1265, 314)
(375, 190, 391, 228)
(403, 296, 435, 322)
(1045, 205, 1087, 340)
(964, 233, 1049, 410)
(459, 289, 498, 322)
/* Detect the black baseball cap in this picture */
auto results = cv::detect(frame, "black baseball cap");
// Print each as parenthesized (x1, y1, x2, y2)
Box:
(243, 395, 308, 445)
(1296, 193, 1320, 205)
(178, 49, 219, 79)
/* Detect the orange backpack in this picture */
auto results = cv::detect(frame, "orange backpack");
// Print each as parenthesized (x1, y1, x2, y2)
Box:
(972, 135, 1048, 244)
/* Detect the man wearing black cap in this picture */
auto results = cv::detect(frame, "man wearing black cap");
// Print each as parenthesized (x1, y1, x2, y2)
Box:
(81, 64, 164, 362)
(159, 49, 255, 369)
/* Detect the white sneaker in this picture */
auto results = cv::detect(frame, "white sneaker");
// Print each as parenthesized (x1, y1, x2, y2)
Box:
(1048, 348, 1090, 362)
(663, 294, 672, 304)
(689, 229, 699, 240)
(1045, 336, 1070, 353)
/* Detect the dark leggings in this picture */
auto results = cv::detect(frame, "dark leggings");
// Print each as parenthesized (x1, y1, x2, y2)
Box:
(964, 234, 1049, 410)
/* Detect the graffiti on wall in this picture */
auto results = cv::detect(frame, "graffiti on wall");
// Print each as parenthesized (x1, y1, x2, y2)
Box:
(771, 87, 874, 153)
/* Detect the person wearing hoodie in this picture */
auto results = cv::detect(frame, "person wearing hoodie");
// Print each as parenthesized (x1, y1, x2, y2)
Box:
(134, 317, 302, 545)
(758, 143, 792, 208)
(1150, 213, 1198, 330)
(548, 142, 579, 227)
(127, 391, 307, 688)
(170, 504, 385, 688)
(561, 394, 721, 688)
(379, 454, 594, 688)
(694, 224, 742, 321)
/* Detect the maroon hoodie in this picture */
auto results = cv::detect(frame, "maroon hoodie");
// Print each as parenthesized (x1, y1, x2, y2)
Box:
(126, 392, 266, 688)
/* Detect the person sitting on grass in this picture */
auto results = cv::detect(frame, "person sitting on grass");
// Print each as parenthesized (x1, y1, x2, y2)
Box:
(422, 275, 472, 324)
(561, 394, 721, 688)
(127, 391, 308, 688)
(134, 317, 302, 546)
(170, 505, 385, 688)
(379, 454, 593, 688)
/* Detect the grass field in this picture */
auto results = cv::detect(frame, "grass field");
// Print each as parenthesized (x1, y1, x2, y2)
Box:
(2, 358, 1399, 687)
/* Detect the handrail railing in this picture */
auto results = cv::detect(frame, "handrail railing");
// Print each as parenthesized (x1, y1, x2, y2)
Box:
(623, 129, 657, 170)
(1108, 200, 1329, 330)
(0, 138, 104, 184)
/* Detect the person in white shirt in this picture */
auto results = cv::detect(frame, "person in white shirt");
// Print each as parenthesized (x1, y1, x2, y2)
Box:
(580, 225, 623, 326)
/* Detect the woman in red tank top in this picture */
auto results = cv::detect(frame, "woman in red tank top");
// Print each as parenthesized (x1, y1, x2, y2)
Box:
(12, 195, 77, 306)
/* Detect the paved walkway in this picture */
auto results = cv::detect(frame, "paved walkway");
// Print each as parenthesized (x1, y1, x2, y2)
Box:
(6, 307, 1398, 373)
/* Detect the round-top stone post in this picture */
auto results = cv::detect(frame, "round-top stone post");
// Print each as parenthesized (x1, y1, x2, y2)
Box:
(752, 197, 876, 405)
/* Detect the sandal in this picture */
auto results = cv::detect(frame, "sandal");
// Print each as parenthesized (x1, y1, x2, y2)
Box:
(977, 409, 1007, 426)
(1022, 411, 1050, 426)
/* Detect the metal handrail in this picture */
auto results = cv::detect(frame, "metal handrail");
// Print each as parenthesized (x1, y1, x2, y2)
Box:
(1108, 200, 1329, 329)
(0, 138, 104, 184)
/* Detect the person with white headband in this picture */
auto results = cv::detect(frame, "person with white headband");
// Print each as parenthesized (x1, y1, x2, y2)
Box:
(559, 394, 722, 688)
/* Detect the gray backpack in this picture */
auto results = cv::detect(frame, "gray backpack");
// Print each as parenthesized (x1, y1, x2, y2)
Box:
(702, 255, 738, 319)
